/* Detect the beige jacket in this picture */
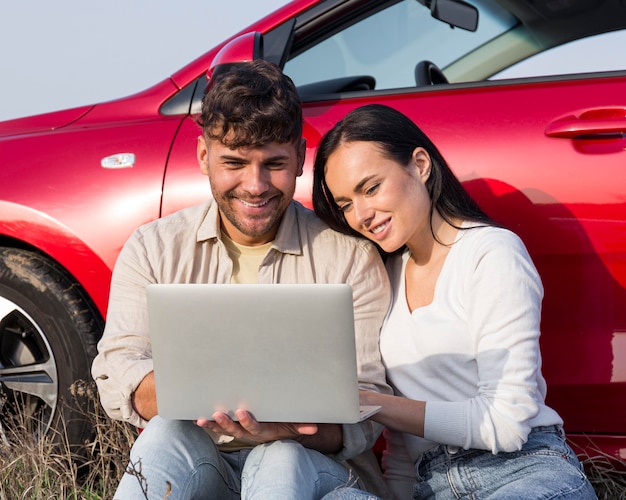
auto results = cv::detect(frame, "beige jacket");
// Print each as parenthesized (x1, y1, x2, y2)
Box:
(92, 199, 391, 464)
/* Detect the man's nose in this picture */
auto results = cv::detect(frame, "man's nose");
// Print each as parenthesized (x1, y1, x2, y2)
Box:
(242, 165, 269, 195)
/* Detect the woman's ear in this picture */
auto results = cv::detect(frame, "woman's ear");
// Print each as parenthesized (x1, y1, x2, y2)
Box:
(411, 147, 432, 182)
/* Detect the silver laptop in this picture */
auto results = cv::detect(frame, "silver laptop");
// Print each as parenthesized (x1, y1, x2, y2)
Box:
(146, 283, 380, 424)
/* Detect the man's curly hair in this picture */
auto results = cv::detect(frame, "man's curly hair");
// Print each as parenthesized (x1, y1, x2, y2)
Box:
(197, 60, 302, 149)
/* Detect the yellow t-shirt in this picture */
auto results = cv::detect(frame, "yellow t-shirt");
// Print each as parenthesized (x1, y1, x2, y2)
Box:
(221, 233, 272, 284)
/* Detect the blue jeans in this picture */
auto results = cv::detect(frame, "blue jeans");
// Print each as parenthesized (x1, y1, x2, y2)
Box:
(114, 416, 357, 499)
(321, 487, 381, 499)
(413, 426, 597, 499)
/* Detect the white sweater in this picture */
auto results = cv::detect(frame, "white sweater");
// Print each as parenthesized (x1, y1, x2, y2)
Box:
(381, 225, 562, 490)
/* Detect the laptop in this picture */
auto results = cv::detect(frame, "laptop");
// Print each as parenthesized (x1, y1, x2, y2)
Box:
(146, 283, 381, 424)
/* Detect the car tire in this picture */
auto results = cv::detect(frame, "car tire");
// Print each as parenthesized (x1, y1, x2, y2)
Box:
(0, 247, 103, 446)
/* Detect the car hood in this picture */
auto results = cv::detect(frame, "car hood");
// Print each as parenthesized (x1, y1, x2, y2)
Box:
(0, 105, 94, 138)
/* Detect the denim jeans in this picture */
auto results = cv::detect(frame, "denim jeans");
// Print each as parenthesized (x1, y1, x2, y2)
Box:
(114, 416, 357, 499)
(413, 426, 597, 499)
(321, 487, 381, 499)
(243, 440, 360, 499)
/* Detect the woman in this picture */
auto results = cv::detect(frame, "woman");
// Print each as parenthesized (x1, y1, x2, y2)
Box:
(312, 104, 596, 499)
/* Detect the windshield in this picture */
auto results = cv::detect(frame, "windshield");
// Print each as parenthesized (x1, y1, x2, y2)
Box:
(284, 0, 517, 90)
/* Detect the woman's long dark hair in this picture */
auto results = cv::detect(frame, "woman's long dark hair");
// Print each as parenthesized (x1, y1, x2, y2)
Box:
(312, 104, 494, 248)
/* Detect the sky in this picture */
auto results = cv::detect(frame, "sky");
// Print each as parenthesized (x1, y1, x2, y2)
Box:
(1, 1, 625, 123)
(0, 0, 289, 122)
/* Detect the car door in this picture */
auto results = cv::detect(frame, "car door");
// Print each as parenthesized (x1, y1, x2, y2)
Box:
(282, 0, 626, 446)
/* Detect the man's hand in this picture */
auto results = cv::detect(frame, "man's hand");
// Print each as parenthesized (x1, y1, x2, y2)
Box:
(197, 409, 318, 444)
(132, 371, 158, 421)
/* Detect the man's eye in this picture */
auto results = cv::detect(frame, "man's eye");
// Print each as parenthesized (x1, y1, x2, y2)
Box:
(225, 161, 244, 168)
(266, 162, 286, 169)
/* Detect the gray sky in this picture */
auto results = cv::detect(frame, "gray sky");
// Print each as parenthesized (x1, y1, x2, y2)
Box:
(1, 1, 624, 122)
(0, 0, 288, 121)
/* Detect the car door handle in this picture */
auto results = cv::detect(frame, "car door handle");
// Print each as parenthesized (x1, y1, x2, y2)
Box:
(545, 108, 626, 139)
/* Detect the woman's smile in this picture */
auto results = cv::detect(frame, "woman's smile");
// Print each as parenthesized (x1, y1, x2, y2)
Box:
(369, 218, 390, 236)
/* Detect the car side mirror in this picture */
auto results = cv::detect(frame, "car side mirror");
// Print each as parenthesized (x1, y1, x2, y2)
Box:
(428, 0, 478, 32)
(205, 32, 264, 92)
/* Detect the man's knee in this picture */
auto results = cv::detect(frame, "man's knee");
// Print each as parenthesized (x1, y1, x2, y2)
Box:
(242, 440, 352, 499)
(119, 417, 240, 499)
(131, 416, 219, 463)
(246, 440, 311, 464)
(245, 439, 348, 479)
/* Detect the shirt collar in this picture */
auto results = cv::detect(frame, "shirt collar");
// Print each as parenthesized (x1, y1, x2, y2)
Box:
(197, 199, 221, 242)
(272, 202, 302, 256)
(196, 199, 303, 256)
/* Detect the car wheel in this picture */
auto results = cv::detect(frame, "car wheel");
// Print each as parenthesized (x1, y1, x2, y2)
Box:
(0, 247, 103, 445)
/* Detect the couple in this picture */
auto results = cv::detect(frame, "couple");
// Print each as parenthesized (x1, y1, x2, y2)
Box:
(92, 60, 595, 499)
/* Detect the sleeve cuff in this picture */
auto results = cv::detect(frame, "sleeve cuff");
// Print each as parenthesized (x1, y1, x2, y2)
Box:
(424, 401, 468, 448)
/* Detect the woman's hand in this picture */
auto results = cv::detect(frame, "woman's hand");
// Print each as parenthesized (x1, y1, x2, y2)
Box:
(359, 389, 382, 408)
(359, 390, 426, 437)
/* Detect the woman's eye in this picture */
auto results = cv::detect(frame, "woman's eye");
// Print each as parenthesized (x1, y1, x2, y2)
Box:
(338, 202, 352, 213)
(365, 183, 379, 196)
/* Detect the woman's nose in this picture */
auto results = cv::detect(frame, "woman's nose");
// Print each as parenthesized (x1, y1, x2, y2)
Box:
(354, 199, 374, 228)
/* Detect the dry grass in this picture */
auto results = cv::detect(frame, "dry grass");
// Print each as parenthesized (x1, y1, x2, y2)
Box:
(578, 446, 626, 499)
(0, 380, 137, 499)
(0, 381, 624, 498)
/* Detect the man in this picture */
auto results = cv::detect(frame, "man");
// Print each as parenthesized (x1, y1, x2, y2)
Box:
(92, 60, 391, 499)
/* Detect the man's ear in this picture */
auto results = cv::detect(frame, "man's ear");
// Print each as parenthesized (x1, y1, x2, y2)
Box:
(412, 147, 431, 183)
(197, 136, 209, 175)
(296, 138, 306, 177)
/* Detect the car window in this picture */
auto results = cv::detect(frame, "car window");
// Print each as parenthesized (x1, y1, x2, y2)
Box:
(283, 0, 517, 91)
(491, 29, 626, 79)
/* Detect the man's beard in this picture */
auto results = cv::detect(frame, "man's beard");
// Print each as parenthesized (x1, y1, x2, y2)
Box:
(217, 191, 285, 239)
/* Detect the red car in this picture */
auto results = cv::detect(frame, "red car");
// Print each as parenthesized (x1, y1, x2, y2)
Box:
(1, 0, 625, 461)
